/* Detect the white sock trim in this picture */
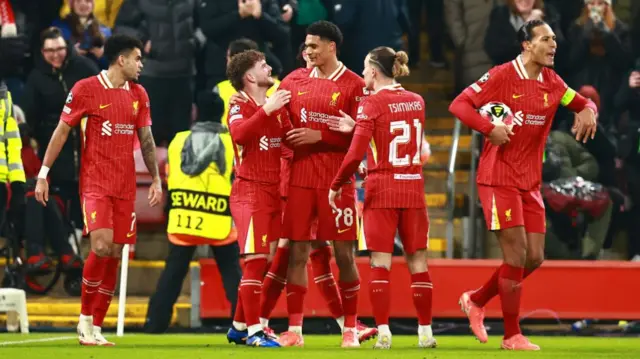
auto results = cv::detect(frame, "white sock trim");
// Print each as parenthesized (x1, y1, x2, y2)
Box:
(233, 321, 247, 331)
(248, 324, 263, 337)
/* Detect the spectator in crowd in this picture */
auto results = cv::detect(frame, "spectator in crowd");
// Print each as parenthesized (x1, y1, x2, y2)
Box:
(611, 59, 640, 261)
(214, 38, 280, 127)
(285, 0, 333, 60)
(197, 0, 292, 88)
(542, 130, 613, 260)
(1, 0, 32, 104)
(20, 27, 99, 241)
(566, 0, 631, 127)
(59, 0, 123, 28)
(444, 0, 495, 94)
(407, 0, 446, 68)
(485, 0, 568, 76)
(332, 0, 410, 75)
(115, 0, 204, 146)
(145, 90, 241, 333)
(53, 0, 112, 69)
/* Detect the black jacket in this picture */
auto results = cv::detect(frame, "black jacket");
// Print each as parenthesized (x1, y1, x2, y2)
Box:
(20, 45, 99, 182)
(114, 0, 200, 78)
(198, 0, 290, 82)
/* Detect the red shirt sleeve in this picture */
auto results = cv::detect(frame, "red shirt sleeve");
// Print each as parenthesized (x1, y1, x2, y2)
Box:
(60, 82, 89, 127)
(228, 103, 270, 145)
(330, 100, 375, 190)
(551, 72, 599, 116)
(449, 68, 507, 136)
(136, 85, 152, 128)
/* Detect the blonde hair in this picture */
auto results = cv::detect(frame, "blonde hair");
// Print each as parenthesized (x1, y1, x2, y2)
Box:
(368, 47, 410, 79)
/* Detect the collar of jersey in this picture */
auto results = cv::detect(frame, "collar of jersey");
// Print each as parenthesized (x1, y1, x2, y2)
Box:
(98, 70, 130, 90)
(374, 83, 403, 94)
(309, 62, 346, 81)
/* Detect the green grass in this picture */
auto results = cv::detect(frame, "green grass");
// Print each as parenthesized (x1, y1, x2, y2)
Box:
(1, 333, 639, 358)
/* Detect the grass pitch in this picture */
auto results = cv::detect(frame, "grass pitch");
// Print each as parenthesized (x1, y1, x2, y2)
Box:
(1, 333, 638, 358)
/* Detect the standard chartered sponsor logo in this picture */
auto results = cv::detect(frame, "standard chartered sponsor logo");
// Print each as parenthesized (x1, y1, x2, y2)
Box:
(259, 136, 269, 151)
(101, 121, 135, 136)
(301, 108, 307, 123)
(101, 120, 112, 136)
(259, 136, 281, 151)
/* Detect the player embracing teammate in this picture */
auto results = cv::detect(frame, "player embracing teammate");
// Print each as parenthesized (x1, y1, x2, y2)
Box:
(450, 20, 597, 350)
(330, 46, 437, 349)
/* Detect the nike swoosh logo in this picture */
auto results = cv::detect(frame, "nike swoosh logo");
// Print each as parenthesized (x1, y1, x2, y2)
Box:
(512, 94, 524, 99)
(99, 104, 111, 109)
(126, 232, 135, 238)
(338, 228, 351, 233)
(297, 91, 309, 96)
(345, 294, 356, 299)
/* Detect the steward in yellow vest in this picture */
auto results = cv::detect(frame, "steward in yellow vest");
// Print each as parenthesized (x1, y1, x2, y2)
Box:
(0, 83, 26, 237)
(145, 90, 241, 333)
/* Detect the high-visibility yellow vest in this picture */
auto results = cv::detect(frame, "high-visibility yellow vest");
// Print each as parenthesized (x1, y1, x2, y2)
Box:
(0, 88, 25, 184)
(215, 79, 279, 127)
(166, 130, 234, 241)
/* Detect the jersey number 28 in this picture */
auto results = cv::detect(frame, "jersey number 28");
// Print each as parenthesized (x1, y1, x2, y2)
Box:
(389, 119, 422, 167)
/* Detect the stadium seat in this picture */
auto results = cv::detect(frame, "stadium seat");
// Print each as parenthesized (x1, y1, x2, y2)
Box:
(135, 147, 168, 225)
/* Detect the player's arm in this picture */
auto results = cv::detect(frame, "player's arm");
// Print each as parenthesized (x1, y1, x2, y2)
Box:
(330, 105, 375, 191)
(230, 91, 291, 145)
(557, 77, 598, 142)
(318, 84, 365, 148)
(135, 87, 162, 206)
(449, 85, 496, 137)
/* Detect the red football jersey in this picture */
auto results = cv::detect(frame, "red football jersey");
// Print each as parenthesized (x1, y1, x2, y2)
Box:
(281, 63, 366, 189)
(61, 71, 151, 200)
(463, 55, 576, 191)
(332, 84, 426, 208)
(228, 91, 292, 184)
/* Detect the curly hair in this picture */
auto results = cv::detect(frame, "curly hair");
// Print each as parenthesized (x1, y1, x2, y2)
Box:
(226, 50, 265, 91)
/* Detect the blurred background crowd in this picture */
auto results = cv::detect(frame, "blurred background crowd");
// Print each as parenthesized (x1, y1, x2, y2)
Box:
(1, 0, 640, 308)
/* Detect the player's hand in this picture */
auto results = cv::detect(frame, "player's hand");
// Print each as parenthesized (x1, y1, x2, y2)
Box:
(572, 108, 597, 143)
(34, 178, 49, 206)
(229, 92, 248, 105)
(148, 177, 162, 207)
(357, 162, 368, 180)
(328, 188, 342, 213)
(327, 110, 355, 133)
(286, 128, 321, 146)
(264, 90, 291, 115)
(487, 121, 514, 146)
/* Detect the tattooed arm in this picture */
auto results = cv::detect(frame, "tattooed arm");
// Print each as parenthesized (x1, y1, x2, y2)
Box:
(137, 126, 162, 206)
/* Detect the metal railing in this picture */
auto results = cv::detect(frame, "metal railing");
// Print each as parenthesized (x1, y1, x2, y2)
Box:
(446, 122, 484, 259)
(445, 119, 462, 259)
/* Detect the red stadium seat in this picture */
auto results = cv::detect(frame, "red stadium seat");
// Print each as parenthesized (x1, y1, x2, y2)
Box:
(134, 147, 168, 225)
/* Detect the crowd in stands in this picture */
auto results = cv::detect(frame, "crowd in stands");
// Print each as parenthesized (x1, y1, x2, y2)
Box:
(0, 0, 639, 275)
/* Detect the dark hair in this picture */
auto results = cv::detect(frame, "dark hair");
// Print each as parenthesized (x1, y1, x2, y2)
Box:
(228, 38, 259, 58)
(306, 20, 343, 48)
(104, 34, 143, 65)
(517, 20, 548, 46)
(196, 89, 225, 123)
(368, 46, 410, 78)
(40, 27, 64, 48)
(226, 50, 265, 91)
(296, 42, 307, 68)
(64, 12, 104, 48)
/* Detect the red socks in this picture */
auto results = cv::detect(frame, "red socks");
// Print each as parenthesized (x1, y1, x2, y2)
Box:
(471, 266, 538, 307)
(92, 257, 119, 327)
(239, 258, 268, 327)
(260, 246, 289, 320)
(498, 264, 524, 339)
(310, 246, 344, 319)
(233, 290, 245, 324)
(81, 251, 108, 316)
(369, 267, 390, 326)
(285, 283, 307, 327)
(338, 279, 359, 328)
(411, 271, 433, 326)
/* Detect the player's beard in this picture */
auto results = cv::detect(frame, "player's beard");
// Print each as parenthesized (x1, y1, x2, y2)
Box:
(259, 76, 275, 88)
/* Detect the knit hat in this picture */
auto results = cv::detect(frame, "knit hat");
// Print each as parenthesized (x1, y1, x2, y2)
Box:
(196, 89, 225, 123)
